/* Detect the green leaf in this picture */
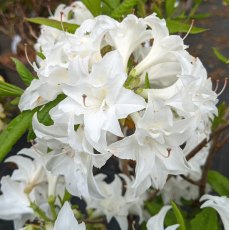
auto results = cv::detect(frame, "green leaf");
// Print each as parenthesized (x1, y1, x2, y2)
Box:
(136, 0, 147, 18)
(165, 0, 176, 18)
(166, 19, 207, 34)
(212, 47, 229, 64)
(0, 110, 36, 161)
(27, 95, 66, 141)
(145, 201, 161, 216)
(11, 58, 34, 86)
(171, 201, 186, 230)
(10, 97, 20, 105)
(177, 12, 210, 20)
(189, 2, 201, 17)
(144, 73, 150, 89)
(27, 125, 36, 141)
(26, 17, 79, 34)
(140, 221, 147, 230)
(191, 13, 210, 19)
(153, 3, 163, 18)
(110, 0, 139, 19)
(212, 102, 228, 130)
(207, 170, 229, 196)
(102, 0, 120, 9)
(61, 189, 72, 205)
(36, 51, 46, 60)
(145, 201, 177, 227)
(190, 208, 219, 230)
(0, 81, 24, 97)
(67, 10, 75, 20)
(82, 0, 101, 16)
(37, 94, 66, 126)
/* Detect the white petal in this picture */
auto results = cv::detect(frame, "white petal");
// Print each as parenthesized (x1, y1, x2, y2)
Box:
(54, 202, 86, 230)
(0, 177, 32, 220)
(103, 107, 124, 137)
(19, 80, 47, 111)
(114, 88, 146, 118)
(144, 13, 169, 40)
(108, 135, 136, 160)
(67, 56, 89, 84)
(32, 114, 68, 147)
(84, 109, 106, 142)
(132, 145, 155, 189)
(135, 35, 185, 75)
(200, 195, 229, 230)
(90, 50, 126, 89)
(147, 205, 179, 230)
(108, 15, 152, 67)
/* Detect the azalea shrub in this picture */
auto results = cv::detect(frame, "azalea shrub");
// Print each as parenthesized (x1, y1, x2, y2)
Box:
(0, 0, 229, 230)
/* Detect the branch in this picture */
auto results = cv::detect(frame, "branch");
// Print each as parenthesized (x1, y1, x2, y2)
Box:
(199, 132, 229, 196)
(83, 217, 106, 225)
(199, 139, 218, 196)
(180, 175, 201, 186)
(147, 189, 160, 201)
(186, 123, 229, 161)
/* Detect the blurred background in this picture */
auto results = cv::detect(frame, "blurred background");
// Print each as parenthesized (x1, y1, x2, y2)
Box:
(0, 0, 228, 229)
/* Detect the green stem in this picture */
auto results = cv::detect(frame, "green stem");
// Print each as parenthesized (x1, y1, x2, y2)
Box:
(61, 189, 71, 205)
(30, 202, 52, 222)
(48, 195, 57, 220)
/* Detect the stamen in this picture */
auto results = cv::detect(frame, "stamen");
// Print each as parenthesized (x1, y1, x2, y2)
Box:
(158, 148, 171, 158)
(132, 221, 136, 230)
(166, 148, 171, 158)
(183, 19, 194, 40)
(24, 43, 34, 68)
(82, 94, 87, 106)
(217, 78, 228, 96)
(214, 79, 220, 92)
(31, 141, 43, 155)
(60, 12, 71, 44)
(60, 11, 65, 31)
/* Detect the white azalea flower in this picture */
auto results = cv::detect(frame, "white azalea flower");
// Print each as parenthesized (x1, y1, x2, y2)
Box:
(32, 115, 108, 198)
(6, 144, 65, 199)
(85, 174, 143, 230)
(0, 176, 34, 229)
(109, 93, 190, 191)
(67, 15, 117, 66)
(45, 146, 104, 199)
(59, 50, 146, 143)
(0, 145, 67, 228)
(161, 129, 212, 205)
(107, 14, 152, 67)
(200, 194, 229, 230)
(33, 112, 111, 167)
(184, 129, 211, 178)
(166, 58, 218, 118)
(161, 177, 199, 205)
(138, 51, 193, 100)
(5, 148, 47, 194)
(53, 202, 86, 230)
(134, 17, 188, 85)
(146, 205, 179, 230)
(35, 1, 93, 55)
(13, 9, 221, 230)
(20, 16, 116, 111)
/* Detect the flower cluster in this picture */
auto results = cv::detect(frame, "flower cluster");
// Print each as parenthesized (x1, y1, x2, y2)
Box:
(0, 2, 227, 230)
